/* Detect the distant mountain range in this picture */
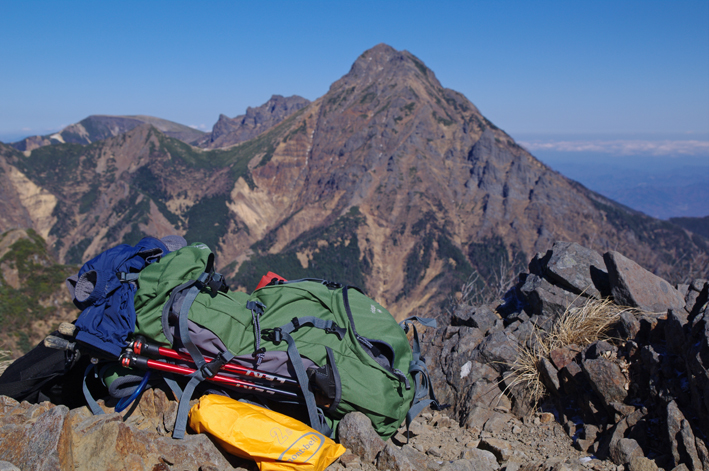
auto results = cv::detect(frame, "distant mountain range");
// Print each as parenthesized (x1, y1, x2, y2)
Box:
(10, 115, 207, 151)
(1, 44, 706, 317)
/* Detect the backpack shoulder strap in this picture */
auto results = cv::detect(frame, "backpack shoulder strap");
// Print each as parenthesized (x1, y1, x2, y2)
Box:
(399, 316, 448, 431)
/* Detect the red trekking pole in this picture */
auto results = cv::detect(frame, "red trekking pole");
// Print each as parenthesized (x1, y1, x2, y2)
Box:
(129, 336, 299, 388)
(120, 352, 303, 401)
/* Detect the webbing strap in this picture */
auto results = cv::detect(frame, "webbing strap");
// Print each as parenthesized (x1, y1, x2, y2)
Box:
(172, 373, 204, 439)
(247, 301, 266, 366)
(279, 316, 346, 340)
(161, 373, 183, 401)
(178, 273, 211, 370)
(163, 270, 235, 439)
(161, 279, 198, 345)
(278, 330, 331, 436)
(82, 364, 105, 416)
(399, 316, 445, 437)
(399, 316, 437, 363)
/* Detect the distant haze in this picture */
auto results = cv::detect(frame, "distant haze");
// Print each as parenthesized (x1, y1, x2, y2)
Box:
(520, 133, 709, 219)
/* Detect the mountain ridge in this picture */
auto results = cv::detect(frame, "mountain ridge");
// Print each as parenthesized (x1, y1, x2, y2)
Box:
(1, 43, 706, 318)
(10, 114, 206, 152)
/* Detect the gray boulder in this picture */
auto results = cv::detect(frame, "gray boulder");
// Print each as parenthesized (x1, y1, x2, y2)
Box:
(666, 401, 703, 471)
(337, 412, 386, 464)
(603, 251, 685, 313)
(545, 241, 609, 298)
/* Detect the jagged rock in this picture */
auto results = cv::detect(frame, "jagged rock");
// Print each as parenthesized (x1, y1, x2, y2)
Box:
(0, 403, 67, 471)
(584, 340, 617, 360)
(695, 438, 709, 471)
(464, 406, 495, 431)
(66, 410, 239, 471)
(538, 357, 560, 395)
(628, 456, 659, 471)
(618, 311, 642, 340)
(549, 345, 581, 370)
(666, 401, 703, 471)
(544, 241, 609, 298)
(337, 412, 386, 464)
(686, 308, 709, 433)
(453, 305, 500, 334)
(473, 332, 519, 373)
(519, 275, 580, 323)
(574, 423, 599, 453)
(499, 372, 536, 417)
(666, 309, 690, 356)
(376, 443, 415, 471)
(441, 455, 500, 471)
(206, 95, 310, 148)
(478, 437, 513, 462)
(0, 462, 20, 471)
(604, 251, 686, 313)
(518, 458, 583, 471)
(451, 356, 494, 398)
(685, 280, 708, 316)
(581, 357, 628, 410)
(609, 438, 643, 465)
(462, 380, 507, 413)
(398, 445, 433, 470)
(596, 414, 632, 461)
(0, 393, 245, 471)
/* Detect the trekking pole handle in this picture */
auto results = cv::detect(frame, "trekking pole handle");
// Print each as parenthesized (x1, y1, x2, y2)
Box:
(57, 322, 76, 337)
(43, 335, 76, 351)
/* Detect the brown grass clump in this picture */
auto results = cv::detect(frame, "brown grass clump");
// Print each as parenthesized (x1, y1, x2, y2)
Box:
(505, 297, 642, 404)
(545, 297, 628, 353)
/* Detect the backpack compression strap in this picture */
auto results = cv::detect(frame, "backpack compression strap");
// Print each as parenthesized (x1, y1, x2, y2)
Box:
(161, 267, 233, 439)
(263, 317, 346, 438)
(399, 316, 447, 431)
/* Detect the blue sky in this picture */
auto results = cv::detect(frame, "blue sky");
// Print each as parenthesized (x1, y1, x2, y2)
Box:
(1, 0, 708, 147)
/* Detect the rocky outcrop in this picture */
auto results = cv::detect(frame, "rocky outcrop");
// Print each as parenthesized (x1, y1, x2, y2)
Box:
(423, 241, 709, 470)
(1, 242, 707, 470)
(199, 94, 310, 149)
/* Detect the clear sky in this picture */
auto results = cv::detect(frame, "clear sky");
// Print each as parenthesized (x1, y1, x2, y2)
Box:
(1, 0, 708, 147)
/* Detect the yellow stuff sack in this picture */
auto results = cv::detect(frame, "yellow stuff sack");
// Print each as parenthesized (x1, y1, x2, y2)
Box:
(189, 395, 346, 471)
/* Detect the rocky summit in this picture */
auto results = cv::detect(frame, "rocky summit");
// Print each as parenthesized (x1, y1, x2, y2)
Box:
(0, 43, 707, 319)
(1, 243, 707, 471)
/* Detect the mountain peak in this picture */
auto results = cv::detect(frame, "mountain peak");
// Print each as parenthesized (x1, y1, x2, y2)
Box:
(332, 44, 441, 93)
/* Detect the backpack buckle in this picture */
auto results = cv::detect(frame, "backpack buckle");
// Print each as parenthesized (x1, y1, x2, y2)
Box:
(205, 272, 229, 295)
(262, 327, 282, 344)
(201, 351, 229, 378)
(325, 323, 346, 340)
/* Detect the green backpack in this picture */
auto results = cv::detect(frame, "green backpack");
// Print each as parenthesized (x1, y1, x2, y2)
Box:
(132, 243, 442, 439)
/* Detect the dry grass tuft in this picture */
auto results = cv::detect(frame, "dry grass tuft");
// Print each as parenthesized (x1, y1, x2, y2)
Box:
(505, 296, 643, 405)
(545, 297, 628, 353)
(504, 330, 548, 403)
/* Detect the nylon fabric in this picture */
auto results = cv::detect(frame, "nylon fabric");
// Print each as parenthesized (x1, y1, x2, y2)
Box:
(189, 395, 346, 471)
(70, 237, 171, 357)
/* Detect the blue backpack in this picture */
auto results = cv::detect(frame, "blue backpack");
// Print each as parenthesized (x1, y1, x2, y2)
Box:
(66, 236, 187, 357)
